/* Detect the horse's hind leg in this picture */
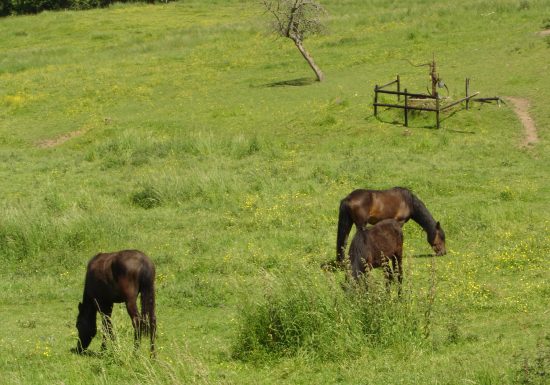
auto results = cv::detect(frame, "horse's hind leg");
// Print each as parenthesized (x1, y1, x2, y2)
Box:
(125, 297, 142, 350)
(384, 259, 394, 294)
(99, 302, 114, 351)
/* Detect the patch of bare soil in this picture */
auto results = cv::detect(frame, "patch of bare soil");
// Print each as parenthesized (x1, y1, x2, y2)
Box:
(537, 29, 550, 37)
(506, 97, 539, 147)
(37, 127, 91, 148)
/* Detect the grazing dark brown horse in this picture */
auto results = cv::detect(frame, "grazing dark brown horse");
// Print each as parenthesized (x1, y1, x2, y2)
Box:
(337, 187, 446, 263)
(75, 250, 156, 355)
(349, 219, 403, 292)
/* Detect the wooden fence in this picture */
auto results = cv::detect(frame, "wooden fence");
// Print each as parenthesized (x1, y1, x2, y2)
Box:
(373, 76, 479, 128)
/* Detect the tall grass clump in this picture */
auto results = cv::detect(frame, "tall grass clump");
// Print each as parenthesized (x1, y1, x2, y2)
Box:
(0, 202, 131, 268)
(348, 279, 427, 348)
(233, 270, 362, 361)
(233, 268, 430, 362)
(131, 185, 163, 209)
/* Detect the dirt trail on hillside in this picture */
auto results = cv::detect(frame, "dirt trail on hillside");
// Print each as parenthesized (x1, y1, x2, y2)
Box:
(37, 127, 88, 148)
(538, 29, 550, 36)
(506, 97, 539, 147)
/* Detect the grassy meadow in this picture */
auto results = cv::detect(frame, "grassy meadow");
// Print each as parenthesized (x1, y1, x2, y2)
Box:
(1, 0, 549, 383)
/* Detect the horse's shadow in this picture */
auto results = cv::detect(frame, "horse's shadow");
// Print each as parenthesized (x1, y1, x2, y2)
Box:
(70, 347, 101, 357)
(321, 253, 439, 271)
(411, 253, 436, 258)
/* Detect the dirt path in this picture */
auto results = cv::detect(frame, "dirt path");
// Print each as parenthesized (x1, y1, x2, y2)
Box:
(538, 29, 550, 37)
(37, 127, 89, 148)
(506, 97, 539, 147)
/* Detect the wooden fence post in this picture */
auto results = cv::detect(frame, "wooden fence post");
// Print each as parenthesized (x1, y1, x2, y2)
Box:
(404, 88, 408, 127)
(397, 75, 401, 102)
(465, 78, 470, 110)
(435, 93, 440, 129)
(374, 85, 379, 117)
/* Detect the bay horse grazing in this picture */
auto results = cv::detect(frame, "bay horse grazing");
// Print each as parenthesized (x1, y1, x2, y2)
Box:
(337, 187, 446, 263)
(349, 219, 403, 292)
(75, 250, 156, 355)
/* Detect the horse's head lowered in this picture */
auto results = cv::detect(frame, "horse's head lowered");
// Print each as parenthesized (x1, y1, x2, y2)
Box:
(75, 302, 97, 353)
(428, 222, 446, 256)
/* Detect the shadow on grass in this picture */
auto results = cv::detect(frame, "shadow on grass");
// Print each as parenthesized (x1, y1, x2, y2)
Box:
(320, 259, 346, 272)
(369, 105, 478, 132)
(411, 253, 439, 258)
(369, 111, 440, 130)
(260, 77, 317, 88)
(446, 128, 476, 134)
(323, 254, 441, 267)
(70, 347, 101, 357)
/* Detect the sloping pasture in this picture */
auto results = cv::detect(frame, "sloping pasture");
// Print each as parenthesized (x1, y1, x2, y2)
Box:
(0, 1, 549, 384)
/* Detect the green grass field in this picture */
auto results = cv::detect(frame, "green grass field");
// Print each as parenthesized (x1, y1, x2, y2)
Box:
(1, 0, 549, 384)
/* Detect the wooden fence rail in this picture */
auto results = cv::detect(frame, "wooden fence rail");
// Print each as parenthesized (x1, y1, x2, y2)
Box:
(373, 75, 477, 129)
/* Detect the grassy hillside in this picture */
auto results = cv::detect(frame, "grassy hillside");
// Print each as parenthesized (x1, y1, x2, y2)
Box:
(1, 0, 549, 384)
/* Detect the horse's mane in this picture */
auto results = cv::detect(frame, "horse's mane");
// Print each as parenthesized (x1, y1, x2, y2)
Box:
(406, 189, 438, 241)
(391, 186, 414, 204)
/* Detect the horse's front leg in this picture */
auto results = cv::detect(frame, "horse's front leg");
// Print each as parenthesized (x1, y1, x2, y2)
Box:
(383, 259, 394, 294)
(390, 254, 403, 297)
(99, 302, 114, 351)
(395, 254, 403, 297)
(125, 298, 141, 350)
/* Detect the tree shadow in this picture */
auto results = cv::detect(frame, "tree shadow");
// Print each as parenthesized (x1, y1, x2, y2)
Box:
(261, 77, 317, 88)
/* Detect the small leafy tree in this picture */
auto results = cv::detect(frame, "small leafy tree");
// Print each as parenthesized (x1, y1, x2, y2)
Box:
(262, 0, 326, 82)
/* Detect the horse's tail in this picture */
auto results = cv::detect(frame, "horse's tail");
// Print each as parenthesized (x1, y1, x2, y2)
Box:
(139, 265, 156, 346)
(336, 198, 354, 263)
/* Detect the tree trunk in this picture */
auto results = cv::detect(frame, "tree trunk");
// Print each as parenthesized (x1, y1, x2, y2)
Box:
(292, 37, 324, 82)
